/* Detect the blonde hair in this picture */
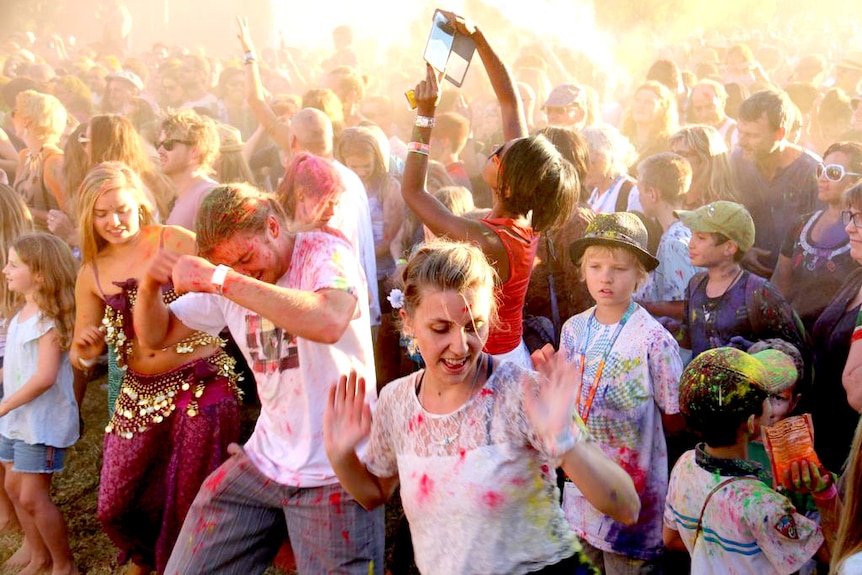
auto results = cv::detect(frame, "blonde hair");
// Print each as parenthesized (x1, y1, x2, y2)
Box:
(12, 233, 78, 350)
(15, 89, 67, 143)
(77, 162, 156, 263)
(88, 114, 175, 220)
(396, 239, 499, 332)
(669, 125, 740, 205)
(831, 418, 862, 573)
(160, 108, 220, 171)
(579, 245, 649, 291)
(0, 187, 34, 322)
(196, 183, 286, 259)
(621, 81, 678, 151)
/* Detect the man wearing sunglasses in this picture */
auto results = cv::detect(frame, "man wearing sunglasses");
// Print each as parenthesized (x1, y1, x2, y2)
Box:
(159, 108, 220, 231)
(731, 89, 820, 277)
(541, 83, 588, 130)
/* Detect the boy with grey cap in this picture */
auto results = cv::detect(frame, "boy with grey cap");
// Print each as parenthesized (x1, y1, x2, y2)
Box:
(673, 201, 803, 357)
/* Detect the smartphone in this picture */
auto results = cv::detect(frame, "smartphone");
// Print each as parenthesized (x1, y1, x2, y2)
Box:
(424, 10, 455, 74)
(422, 10, 475, 88)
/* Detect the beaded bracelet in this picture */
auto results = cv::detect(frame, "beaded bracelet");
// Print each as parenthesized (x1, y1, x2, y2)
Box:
(407, 141, 431, 156)
(415, 115, 436, 128)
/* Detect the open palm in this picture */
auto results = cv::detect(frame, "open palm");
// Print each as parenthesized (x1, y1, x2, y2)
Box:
(525, 344, 580, 446)
(323, 370, 373, 461)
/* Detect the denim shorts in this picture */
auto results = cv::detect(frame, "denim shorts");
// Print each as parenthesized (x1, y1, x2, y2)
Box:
(0, 435, 66, 473)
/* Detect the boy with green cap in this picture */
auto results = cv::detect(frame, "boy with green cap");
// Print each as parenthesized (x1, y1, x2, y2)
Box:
(675, 201, 803, 357)
(663, 346, 838, 573)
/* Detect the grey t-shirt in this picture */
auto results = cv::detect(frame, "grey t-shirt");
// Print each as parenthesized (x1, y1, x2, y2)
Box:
(731, 147, 820, 269)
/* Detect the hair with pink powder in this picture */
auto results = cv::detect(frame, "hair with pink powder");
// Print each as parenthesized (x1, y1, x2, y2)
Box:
(277, 152, 345, 221)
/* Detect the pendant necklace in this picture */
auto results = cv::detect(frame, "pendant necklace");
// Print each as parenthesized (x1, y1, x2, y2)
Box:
(420, 354, 485, 447)
(703, 267, 743, 324)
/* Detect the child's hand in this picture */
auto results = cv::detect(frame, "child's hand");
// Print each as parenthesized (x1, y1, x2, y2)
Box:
(782, 459, 831, 493)
(74, 324, 106, 362)
(323, 371, 372, 461)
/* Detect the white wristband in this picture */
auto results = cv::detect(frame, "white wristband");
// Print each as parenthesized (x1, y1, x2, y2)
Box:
(211, 264, 231, 295)
(78, 356, 97, 369)
(414, 115, 436, 128)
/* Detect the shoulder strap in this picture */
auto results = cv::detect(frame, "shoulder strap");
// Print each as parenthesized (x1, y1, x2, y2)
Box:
(545, 235, 561, 339)
(615, 178, 635, 213)
(745, 272, 765, 335)
(694, 476, 756, 542)
(91, 263, 108, 300)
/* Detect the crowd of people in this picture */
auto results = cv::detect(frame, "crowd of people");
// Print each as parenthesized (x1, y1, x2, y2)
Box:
(0, 5, 861, 575)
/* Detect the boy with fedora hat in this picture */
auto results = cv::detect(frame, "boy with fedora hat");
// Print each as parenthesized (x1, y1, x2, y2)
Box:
(561, 212, 684, 573)
(675, 201, 803, 358)
(663, 346, 835, 573)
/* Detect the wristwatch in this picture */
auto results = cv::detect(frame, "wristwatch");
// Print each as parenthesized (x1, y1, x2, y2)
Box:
(211, 265, 231, 295)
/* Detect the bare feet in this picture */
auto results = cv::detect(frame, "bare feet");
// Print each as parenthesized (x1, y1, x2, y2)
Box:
(17, 556, 51, 575)
(0, 516, 20, 534)
(3, 542, 31, 570)
(50, 564, 79, 575)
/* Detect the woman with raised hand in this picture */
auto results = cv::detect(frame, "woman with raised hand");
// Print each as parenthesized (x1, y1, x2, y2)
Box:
(324, 240, 639, 574)
(401, 12, 578, 368)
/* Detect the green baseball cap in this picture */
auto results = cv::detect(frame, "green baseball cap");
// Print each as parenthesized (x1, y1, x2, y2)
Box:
(675, 201, 755, 253)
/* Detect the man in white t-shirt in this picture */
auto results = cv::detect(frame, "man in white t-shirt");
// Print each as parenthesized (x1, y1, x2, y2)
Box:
(133, 183, 383, 574)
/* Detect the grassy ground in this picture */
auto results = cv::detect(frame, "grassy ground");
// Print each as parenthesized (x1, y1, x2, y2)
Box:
(0, 376, 292, 575)
(0, 375, 417, 575)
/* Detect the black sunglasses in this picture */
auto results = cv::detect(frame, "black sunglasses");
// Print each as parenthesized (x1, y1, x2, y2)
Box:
(156, 138, 193, 151)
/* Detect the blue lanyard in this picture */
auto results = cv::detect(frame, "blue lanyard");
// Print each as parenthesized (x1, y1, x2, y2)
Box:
(576, 300, 637, 423)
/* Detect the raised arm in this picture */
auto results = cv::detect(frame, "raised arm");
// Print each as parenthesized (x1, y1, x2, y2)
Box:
(236, 16, 292, 153)
(401, 65, 502, 255)
(441, 11, 527, 141)
(323, 371, 399, 509)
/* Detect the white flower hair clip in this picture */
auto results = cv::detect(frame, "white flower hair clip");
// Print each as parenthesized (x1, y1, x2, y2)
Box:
(387, 288, 405, 309)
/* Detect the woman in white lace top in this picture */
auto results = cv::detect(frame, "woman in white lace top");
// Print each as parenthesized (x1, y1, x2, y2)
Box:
(324, 239, 640, 574)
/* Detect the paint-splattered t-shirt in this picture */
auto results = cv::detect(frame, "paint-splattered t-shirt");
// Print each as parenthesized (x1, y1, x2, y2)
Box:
(680, 271, 803, 358)
(170, 231, 375, 487)
(559, 305, 682, 560)
(364, 361, 580, 575)
(635, 220, 700, 303)
(664, 446, 822, 574)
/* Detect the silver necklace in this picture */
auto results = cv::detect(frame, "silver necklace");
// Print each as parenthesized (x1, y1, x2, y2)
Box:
(703, 267, 743, 324)
(420, 354, 485, 447)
